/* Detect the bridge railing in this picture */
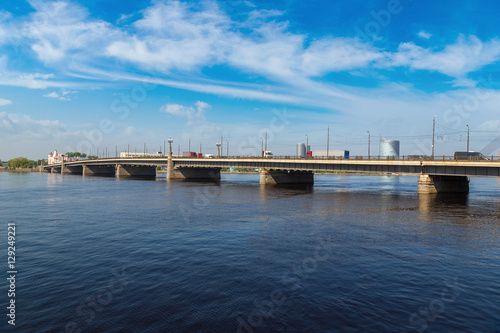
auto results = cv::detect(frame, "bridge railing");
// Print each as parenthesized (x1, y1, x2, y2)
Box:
(80, 155, 500, 162)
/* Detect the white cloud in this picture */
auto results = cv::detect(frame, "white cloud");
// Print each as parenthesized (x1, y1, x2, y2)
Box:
(0, 98, 12, 106)
(418, 30, 432, 40)
(43, 89, 76, 100)
(301, 38, 382, 76)
(388, 35, 500, 78)
(0, 111, 68, 139)
(44, 91, 60, 98)
(160, 100, 210, 124)
(116, 13, 133, 24)
(25, 0, 119, 64)
(0, 0, 500, 120)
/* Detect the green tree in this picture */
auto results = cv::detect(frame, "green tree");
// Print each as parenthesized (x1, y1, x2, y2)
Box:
(66, 152, 87, 158)
(7, 157, 32, 168)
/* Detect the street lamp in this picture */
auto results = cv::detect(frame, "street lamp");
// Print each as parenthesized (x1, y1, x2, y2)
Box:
(466, 124, 470, 152)
(367, 131, 370, 158)
(432, 115, 436, 158)
(305, 134, 308, 155)
(327, 125, 330, 158)
(167, 137, 173, 157)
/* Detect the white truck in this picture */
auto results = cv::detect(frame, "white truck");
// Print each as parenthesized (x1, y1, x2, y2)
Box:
(310, 150, 349, 158)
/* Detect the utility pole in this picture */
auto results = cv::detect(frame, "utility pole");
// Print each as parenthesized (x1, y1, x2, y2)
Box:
(115, 145, 117, 158)
(227, 140, 229, 156)
(261, 138, 264, 157)
(164, 141, 166, 156)
(466, 124, 470, 152)
(188, 138, 191, 153)
(144, 143, 146, 156)
(432, 115, 436, 158)
(327, 126, 330, 158)
(265, 132, 267, 152)
(220, 136, 223, 157)
(200, 142, 202, 155)
(367, 131, 370, 158)
(305, 134, 308, 153)
(177, 144, 180, 156)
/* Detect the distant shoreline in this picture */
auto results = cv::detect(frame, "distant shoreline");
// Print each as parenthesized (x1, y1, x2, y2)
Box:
(2, 169, 400, 176)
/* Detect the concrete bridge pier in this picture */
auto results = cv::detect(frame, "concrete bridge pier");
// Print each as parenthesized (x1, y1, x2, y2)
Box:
(116, 165, 156, 178)
(418, 174, 469, 194)
(167, 166, 221, 182)
(82, 165, 116, 177)
(260, 169, 314, 185)
(51, 167, 61, 173)
(62, 165, 83, 175)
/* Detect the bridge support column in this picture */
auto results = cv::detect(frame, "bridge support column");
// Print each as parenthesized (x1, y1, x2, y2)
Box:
(83, 165, 116, 177)
(418, 174, 469, 194)
(116, 165, 156, 178)
(51, 167, 60, 173)
(167, 166, 221, 182)
(260, 169, 314, 185)
(62, 165, 83, 175)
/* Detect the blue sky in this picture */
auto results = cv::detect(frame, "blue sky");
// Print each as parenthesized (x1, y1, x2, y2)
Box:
(1, 0, 500, 160)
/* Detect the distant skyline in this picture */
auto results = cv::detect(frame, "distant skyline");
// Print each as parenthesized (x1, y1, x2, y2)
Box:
(2, 0, 500, 160)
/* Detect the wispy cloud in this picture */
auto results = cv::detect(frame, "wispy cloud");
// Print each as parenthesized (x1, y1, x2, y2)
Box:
(1, 0, 500, 115)
(418, 30, 432, 40)
(388, 35, 500, 78)
(43, 90, 76, 101)
(0, 98, 12, 106)
(160, 100, 211, 125)
(0, 111, 68, 139)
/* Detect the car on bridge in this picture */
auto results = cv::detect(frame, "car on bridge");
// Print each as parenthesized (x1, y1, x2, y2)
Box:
(454, 151, 489, 160)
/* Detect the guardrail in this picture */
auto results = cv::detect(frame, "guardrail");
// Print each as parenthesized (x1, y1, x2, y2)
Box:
(77, 155, 500, 162)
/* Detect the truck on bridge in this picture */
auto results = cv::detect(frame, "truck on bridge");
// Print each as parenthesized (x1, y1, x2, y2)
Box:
(308, 150, 350, 158)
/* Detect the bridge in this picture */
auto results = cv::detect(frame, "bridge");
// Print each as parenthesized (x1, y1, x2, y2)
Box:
(42, 153, 500, 194)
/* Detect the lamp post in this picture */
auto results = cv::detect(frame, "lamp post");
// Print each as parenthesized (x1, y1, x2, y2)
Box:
(226, 140, 229, 156)
(260, 137, 264, 157)
(367, 131, 370, 158)
(167, 137, 173, 157)
(264, 132, 267, 153)
(327, 125, 330, 158)
(432, 115, 436, 158)
(466, 124, 470, 152)
(216, 141, 221, 158)
(305, 134, 308, 155)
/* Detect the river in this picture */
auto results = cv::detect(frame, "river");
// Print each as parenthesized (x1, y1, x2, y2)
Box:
(1, 172, 499, 332)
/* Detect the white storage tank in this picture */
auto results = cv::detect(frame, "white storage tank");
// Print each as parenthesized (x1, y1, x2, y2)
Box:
(297, 143, 306, 157)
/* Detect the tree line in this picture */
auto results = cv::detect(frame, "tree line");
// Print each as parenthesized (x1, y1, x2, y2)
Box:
(5, 157, 47, 169)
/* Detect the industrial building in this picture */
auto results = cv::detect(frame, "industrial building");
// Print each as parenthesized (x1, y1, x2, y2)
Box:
(379, 136, 400, 157)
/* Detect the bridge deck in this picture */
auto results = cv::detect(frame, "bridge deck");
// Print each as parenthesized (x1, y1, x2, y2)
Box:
(45, 157, 500, 177)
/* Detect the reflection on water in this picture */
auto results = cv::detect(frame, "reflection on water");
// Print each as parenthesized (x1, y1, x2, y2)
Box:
(418, 193, 469, 212)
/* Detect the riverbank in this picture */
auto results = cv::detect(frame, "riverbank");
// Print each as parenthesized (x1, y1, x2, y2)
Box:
(0, 168, 34, 173)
